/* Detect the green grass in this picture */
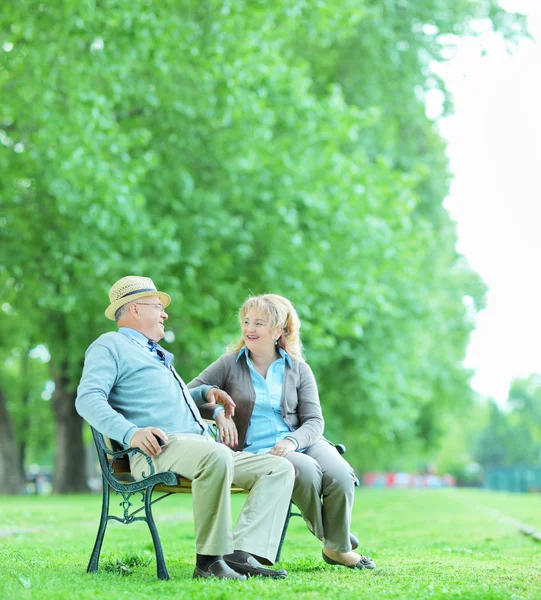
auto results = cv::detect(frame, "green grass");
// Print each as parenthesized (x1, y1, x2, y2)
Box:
(1, 488, 540, 599)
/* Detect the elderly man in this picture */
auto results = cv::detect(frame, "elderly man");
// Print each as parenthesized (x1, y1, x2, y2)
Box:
(76, 276, 294, 580)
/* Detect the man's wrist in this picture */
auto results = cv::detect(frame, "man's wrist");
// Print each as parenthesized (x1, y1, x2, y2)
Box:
(124, 426, 139, 447)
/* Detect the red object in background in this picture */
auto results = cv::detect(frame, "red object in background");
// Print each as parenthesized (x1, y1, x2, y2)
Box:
(363, 472, 377, 486)
(362, 472, 456, 488)
(442, 474, 456, 486)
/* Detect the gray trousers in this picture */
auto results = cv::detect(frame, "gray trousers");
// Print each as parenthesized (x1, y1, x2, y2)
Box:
(130, 434, 295, 563)
(285, 439, 357, 552)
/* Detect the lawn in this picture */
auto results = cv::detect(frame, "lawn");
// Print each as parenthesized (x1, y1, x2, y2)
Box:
(1, 488, 540, 599)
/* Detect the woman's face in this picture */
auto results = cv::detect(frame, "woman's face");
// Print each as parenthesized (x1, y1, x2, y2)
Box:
(242, 308, 280, 355)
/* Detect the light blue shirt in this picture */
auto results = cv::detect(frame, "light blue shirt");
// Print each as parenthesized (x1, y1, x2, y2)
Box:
(240, 346, 297, 454)
(119, 327, 163, 362)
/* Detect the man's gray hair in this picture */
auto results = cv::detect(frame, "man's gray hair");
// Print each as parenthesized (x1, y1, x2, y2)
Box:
(115, 301, 133, 323)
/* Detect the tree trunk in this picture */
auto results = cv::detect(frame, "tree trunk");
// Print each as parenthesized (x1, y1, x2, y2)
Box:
(18, 440, 27, 480)
(0, 388, 25, 494)
(18, 347, 31, 478)
(51, 361, 88, 493)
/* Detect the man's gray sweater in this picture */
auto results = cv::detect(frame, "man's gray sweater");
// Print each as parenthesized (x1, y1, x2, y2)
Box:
(76, 331, 212, 446)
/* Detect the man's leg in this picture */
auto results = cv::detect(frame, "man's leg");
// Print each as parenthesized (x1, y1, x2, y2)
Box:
(229, 452, 295, 564)
(130, 434, 235, 556)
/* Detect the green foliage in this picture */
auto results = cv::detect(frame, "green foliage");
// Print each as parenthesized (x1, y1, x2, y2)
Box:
(0, 1, 527, 475)
(0, 346, 54, 462)
(433, 401, 488, 483)
(0, 288, 54, 469)
(474, 375, 541, 469)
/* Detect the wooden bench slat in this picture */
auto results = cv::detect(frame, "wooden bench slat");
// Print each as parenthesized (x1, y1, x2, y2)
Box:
(107, 459, 247, 493)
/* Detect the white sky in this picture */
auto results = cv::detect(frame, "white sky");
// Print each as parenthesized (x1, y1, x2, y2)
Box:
(432, 0, 541, 404)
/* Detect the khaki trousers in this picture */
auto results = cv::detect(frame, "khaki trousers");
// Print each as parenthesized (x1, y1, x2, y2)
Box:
(285, 440, 357, 552)
(130, 434, 294, 563)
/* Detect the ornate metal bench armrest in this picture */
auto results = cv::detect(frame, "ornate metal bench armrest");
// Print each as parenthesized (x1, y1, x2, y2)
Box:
(91, 427, 155, 479)
(120, 447, 156, 479)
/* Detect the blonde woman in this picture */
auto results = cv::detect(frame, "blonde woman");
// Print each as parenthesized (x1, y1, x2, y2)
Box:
(188, 294, 375, 570)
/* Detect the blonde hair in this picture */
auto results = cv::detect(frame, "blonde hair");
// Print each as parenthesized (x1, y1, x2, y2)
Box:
(229, 294, 304, 362)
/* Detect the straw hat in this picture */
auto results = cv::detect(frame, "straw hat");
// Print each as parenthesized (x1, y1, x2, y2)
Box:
(105, 276, 171, 321)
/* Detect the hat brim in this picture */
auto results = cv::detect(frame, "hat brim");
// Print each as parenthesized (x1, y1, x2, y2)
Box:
(105, 291, 171, 321)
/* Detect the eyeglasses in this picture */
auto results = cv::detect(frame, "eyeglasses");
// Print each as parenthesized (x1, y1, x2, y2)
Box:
(135, 302, 166, 312)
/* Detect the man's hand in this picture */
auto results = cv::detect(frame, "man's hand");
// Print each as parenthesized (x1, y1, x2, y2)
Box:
(215, 412, 239, 448)
(206, 388, 236, 419)
(130, 427, 168, 457)
(269, 438, 296, 458)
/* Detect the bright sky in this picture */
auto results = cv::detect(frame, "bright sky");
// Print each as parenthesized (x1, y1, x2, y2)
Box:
(431, 0, 541, 404)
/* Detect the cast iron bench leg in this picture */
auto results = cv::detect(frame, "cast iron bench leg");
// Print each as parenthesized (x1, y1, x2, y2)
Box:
(87, 476, 110, 573)
(275, 501, 293, 564)
(145, 485, 170, 580)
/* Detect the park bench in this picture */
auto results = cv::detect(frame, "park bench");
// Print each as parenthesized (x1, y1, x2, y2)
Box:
(86, 425, 355, 579)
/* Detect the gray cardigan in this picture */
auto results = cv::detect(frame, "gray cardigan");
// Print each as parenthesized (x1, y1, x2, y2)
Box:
(188, 351, 324, 451)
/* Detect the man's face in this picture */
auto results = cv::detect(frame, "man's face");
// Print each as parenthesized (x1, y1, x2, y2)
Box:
(132, 295, 168, 342)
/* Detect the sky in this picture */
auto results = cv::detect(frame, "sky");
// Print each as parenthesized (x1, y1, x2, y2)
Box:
(431, 0, 541, 403)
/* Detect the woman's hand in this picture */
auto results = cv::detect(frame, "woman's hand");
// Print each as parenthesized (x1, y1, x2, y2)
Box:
(269, 438, 296, 458)
(206, 388, 236, 418)
(214, 412, 239, 448)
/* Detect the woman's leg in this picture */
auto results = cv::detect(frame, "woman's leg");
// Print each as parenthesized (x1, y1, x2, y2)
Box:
(284, 451, 325, 540)
(304, 440, 357, 553)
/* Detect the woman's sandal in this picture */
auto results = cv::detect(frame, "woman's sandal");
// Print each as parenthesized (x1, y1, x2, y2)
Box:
(322, 550, 376, 570)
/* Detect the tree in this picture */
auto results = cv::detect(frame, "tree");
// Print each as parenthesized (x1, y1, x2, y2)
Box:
(0, 388, 24, 494)
(472, 375, 541, 470)
(1, 1, 527, 487)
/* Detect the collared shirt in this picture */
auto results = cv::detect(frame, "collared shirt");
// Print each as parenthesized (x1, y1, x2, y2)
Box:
(238, 346, 297, 454)
(119, 327, 163, 362)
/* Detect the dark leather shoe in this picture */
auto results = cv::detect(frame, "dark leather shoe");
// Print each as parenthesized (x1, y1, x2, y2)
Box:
(193, 558, 247, 579)
(322, 550, 376, 570)
(224, 551, 287, 578)
(350, 533, 359, 550)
